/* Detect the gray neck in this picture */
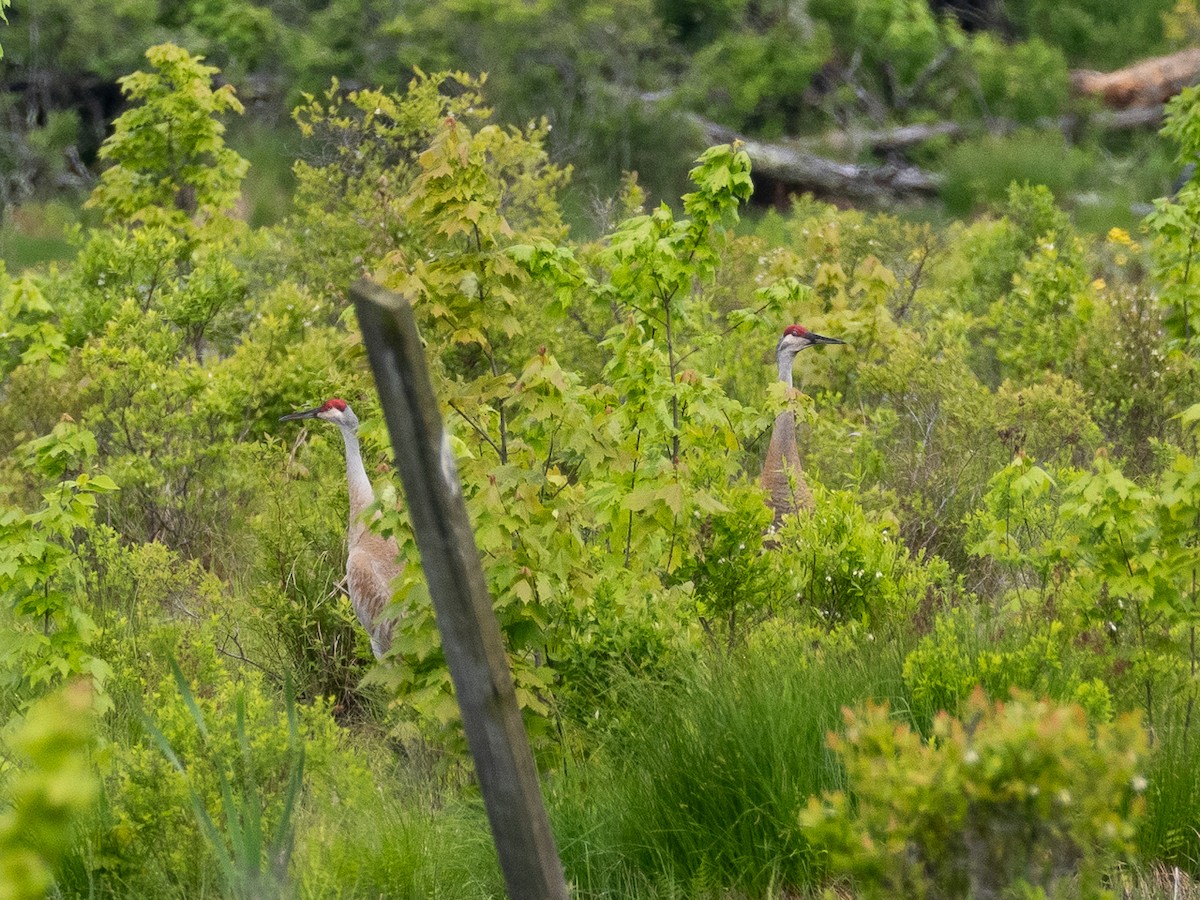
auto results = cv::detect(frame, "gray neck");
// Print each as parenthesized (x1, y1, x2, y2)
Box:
(340, 425, 374, 523)
(777, 349, 798, 388)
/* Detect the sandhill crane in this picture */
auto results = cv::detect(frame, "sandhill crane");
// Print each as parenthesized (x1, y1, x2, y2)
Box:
(762, 324, 845, 525)
(280, 398, 400, 659)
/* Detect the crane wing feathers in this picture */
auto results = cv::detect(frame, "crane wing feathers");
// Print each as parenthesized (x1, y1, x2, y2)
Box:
(346, 541, 404, 659)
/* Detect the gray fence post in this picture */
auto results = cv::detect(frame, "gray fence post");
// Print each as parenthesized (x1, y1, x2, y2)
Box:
(350, 279, 569, 900)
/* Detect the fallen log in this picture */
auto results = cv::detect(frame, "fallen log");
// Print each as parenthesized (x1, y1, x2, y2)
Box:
(728, 105, 1163, 164)
(1071, 47, 1200, 109)
(692, 115, 943, 202)
(802, 120, 966, 154)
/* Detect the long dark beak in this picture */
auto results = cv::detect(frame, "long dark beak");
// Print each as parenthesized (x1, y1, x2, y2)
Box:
(280, 406, 322, 422)
(808, 332, 846, 346)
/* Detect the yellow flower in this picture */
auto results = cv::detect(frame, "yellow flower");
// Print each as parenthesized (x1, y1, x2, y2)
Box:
(1107, 227, 1134, 246)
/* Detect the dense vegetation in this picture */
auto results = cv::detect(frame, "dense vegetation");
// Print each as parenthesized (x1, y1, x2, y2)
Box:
(0, 0, 1195, 232)
(6, 7, 1200, 899)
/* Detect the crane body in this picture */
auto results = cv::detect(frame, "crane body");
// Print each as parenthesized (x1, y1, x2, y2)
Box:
(761, 325, 844, 525)
(281, 399, 400, 659)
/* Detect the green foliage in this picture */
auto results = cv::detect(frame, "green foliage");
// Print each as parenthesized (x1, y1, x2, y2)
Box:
(782, 484, 947, 627)
(0, 269, 66, 380)
(803, 690, 1148, 899)
(362, 119, 762, 748)
(682, 23, 831, 137)
(1003, 0, 1172, 68)
(293, 790, 502, 898)
(1138, 704, 1200, 871)
(159, 0, 282, 77)
(394, 0, 672, 191)
(1150, 85, 1200, 349)
(87, 43, 248, 230)
(5, 42, 1200, 899)
(991, 226, 1094, 383)
(0, 420, 115, 718)
(941, 131, 1087, 215)
(966, 33, 1069, 123)
(904, 605, 1115, 724)
(810, 0, 947, 89)
(91, 640, 353, 896)
(677, 482, 779, 648)
(0, 683, 97, 900)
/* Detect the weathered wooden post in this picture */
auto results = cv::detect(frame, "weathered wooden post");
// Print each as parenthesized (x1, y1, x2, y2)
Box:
(350, 279, 569, 900)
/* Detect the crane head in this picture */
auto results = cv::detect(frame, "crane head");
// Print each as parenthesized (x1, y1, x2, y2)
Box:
(280, 398, 360, 430)
(777, 324, 845, 356)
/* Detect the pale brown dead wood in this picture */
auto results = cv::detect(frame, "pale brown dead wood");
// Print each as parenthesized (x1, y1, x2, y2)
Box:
(690, 114, 943, 201)
(1071, 47, 1200, 109)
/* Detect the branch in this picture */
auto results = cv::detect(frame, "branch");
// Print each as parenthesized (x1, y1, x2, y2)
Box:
(448, 400, 505, 461)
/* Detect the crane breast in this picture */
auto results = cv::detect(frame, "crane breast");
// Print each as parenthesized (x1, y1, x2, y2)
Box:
(761, 410, 814, 522)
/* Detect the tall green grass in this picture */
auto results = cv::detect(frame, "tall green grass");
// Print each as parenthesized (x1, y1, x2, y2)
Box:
(1139, 702, 1200, 873)
(293, 794, 503, 899)
(552, 639, 909, 896)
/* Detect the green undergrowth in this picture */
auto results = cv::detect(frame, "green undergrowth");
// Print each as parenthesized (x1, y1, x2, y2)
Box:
(551, 637, 909, 896)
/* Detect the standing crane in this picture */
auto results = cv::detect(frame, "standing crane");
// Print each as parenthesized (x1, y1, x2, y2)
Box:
(280, 398, 400, 660)
(762, 324, 845, 525)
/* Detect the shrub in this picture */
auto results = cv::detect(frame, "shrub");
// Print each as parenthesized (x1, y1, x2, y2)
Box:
(682, 24, 831, 137)
(966, 33, 1069, 124)
(941, 132, 1088, 216)
(803, 690, 1148, 899)
(84, 642, 354, 896)
(779, 485, 949, 627)
(903, 604, 1114, 724)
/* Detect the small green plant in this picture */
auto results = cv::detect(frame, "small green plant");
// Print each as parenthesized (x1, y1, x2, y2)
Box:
(781, 485, 942, 626)
(682, 24, 831, 136)
(966, 33, 1069, 123)
(903, 605, 1115, 724)
(1150, 83, 1200, 350)
(675, 482, 780, 650)
(803, 689, 1148, 899)
(141, 658, 304, 900)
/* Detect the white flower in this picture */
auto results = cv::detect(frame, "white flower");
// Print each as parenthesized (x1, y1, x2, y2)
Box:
(964, 749, 979, 765)
(1132, 775, 1148, 792)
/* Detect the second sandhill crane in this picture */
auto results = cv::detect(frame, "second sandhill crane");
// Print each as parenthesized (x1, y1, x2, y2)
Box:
(762, 324, 845, 525)
(281, 398, 400, 659)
